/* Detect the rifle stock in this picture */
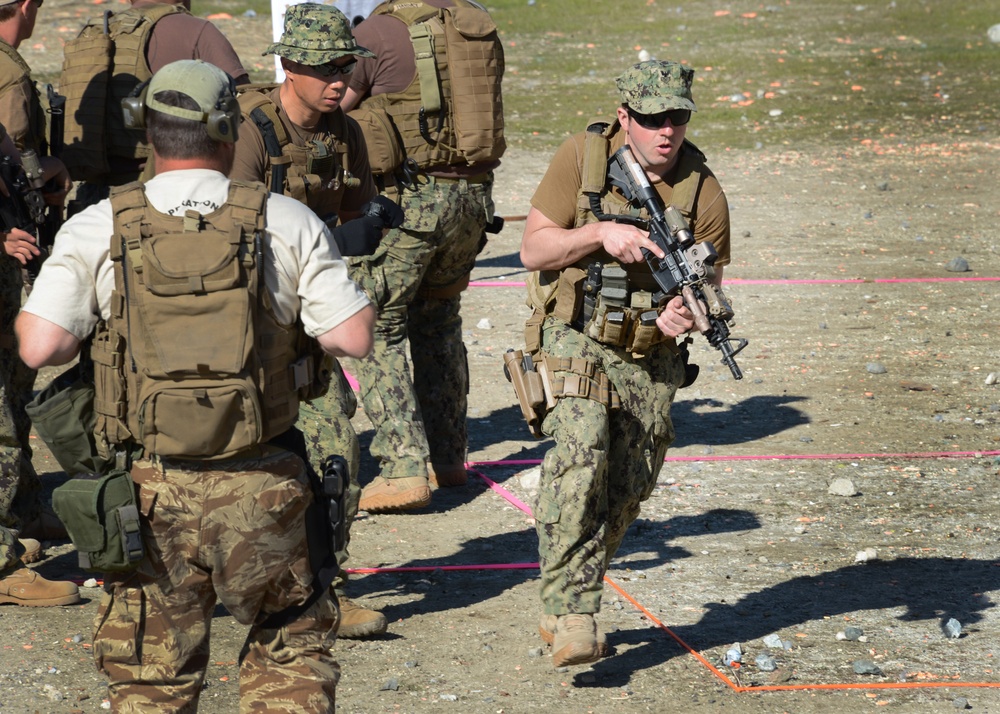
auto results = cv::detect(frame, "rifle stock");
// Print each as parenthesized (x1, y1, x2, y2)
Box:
(607, 145, 747, 379)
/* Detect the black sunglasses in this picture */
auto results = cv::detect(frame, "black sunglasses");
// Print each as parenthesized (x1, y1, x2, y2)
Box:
(628, 108, 691, 129)
(315, 59, 357, 78)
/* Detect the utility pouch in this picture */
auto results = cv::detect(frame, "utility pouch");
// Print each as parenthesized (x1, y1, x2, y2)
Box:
(503, 349, 547, 438)
(52, 467, 144, 572)
(25, 362, 113, 476)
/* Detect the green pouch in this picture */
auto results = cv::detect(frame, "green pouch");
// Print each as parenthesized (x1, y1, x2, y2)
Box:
(25, 363, 113, 476)
(52, 468, 144, 572)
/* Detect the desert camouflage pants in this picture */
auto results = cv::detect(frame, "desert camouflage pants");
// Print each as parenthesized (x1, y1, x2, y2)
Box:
(0, 262, 40, 572)
(533, 318, 684, 616)
(297, 360, 360, 595)
(347, 175, 493, 479)
(94, 447, 339, 713)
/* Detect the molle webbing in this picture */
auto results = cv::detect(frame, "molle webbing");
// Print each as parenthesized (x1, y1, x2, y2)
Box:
(538, 353, 620, 411)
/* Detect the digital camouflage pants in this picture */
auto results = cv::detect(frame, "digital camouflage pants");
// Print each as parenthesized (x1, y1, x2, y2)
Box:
(95, 448, 339, 713)
(0, 261, 40, 572)
(533, 317, 685, 616)
(347, 175, 493, 480)
(297, 361, 360, 595)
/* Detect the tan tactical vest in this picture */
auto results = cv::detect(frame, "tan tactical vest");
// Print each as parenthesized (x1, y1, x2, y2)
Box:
(0, 40, 46, 154)
(349, 0, 505, 175)
(58, 3, 187, 182)
(526, 120, 708, 324)
(237, 86, 354, 220)
(92, 181, 310, 460)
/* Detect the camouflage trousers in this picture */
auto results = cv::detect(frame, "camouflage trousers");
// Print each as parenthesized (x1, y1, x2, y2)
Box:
(347, 175, 493, 479)
(533, 318, 684, 616)
(94, 447, 339, 713)
(296, 360, 360, 595)
(0, 264, 40, 572)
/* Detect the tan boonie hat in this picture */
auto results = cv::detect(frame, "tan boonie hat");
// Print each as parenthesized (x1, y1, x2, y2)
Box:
(264, 2, 374, 64)
(616, 60, 697, 114)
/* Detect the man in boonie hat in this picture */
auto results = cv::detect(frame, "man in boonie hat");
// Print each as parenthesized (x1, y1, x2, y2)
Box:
(232, 2, 400, 643)
(515, 58, 733, 668)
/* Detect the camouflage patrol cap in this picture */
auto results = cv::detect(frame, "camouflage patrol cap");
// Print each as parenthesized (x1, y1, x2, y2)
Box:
(264, 2, 374, 65)
(615, 60, 697, 114)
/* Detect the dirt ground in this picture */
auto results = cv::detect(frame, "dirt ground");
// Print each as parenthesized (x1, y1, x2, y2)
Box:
(6, 4, 1000, 714)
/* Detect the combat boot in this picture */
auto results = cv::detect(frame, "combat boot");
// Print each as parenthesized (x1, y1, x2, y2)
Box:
(427, 463, 468, 488)
(338, 597, 388, 639)
(0, 564, 81, 607)
(18, 538, 43, 565)
(358, 476, 431, 512)
(539, 614, 609, 658)
(550, 613, 601, 667)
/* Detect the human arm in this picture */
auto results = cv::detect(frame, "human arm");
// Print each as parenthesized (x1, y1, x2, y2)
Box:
(2, 225, 41, 265)
(14, 312, 83, 369)
(315, 303, 374, 358)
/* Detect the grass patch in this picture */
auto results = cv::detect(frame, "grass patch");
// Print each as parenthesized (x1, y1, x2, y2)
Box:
(490, 0, 999, 152)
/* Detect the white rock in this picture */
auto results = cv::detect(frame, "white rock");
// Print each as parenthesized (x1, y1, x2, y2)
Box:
(476, 318, 492, 330)
(518, 466, 541, 491)
(854, 547, 878, 563)
(985, 372, 997, 385)
(768, 109, 783, 117)
(988, 23, 1000, 43)
(638, 49, 651, 62)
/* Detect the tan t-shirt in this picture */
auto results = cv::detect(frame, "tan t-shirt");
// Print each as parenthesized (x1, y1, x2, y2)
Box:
(530, 123, 731, 266)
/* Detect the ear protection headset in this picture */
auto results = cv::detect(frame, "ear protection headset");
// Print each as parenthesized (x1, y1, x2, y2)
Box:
(121, 72, 240, 143)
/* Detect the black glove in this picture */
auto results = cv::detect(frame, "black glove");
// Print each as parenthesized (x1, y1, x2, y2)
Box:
(330, 196, 405, 256)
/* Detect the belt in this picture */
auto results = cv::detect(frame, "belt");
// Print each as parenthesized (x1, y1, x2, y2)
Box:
(424, 172, 491, 185)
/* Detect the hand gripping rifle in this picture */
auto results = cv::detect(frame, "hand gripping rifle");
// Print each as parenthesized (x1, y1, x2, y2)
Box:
(602, 145, 747, 379)
(0, 149, 60, 286)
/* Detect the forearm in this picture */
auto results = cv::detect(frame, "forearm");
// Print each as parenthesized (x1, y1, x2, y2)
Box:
(519, 208, 607, 272)
(15, 311, 82, 369)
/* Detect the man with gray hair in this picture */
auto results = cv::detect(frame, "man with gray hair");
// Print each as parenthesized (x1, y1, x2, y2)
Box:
(516, 60, 732, 666)
(17, 59, 374, 709)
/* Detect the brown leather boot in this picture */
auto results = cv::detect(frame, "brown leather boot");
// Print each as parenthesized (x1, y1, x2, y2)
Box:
(539, 614, 609, 658)
(427, 463, 468, 488)
(0, 564, 81, 607)
(550, 614, 602, 667)
(338, 597, 388, 639)
(358, 476, 431, 512)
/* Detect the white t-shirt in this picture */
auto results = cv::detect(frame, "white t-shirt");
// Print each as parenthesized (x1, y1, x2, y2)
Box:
(23, 169, 370, 340)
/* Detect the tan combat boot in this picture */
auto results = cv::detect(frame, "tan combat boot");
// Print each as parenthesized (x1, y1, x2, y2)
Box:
(338, 597, 388, 639)
(358, 476, 431, 512)
(427, 463, 468, 488)
(18, 538, 43, 565)
(539, 614, 609, 658)
(0, 564, 81, 607)
(550, 613, 602, 667)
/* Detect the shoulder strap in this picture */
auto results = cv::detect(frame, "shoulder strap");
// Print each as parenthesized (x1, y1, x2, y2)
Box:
(669, 140, 708, 216)
(0, 39, 30, 74)
(238, 90, 291, 194)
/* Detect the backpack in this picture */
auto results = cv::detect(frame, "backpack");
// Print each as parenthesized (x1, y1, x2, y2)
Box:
(349, 0, 505, 175)
(92, 180, 308, 460)
(58, 3, 186, 183)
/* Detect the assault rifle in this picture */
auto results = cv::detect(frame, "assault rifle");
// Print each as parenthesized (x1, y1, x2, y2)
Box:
(0, 149, 60, 286)
(603, 145, 747, 379)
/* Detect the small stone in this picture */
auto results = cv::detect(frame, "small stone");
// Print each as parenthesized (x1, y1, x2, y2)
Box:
(380, 678, 400, 691)
(943, 618, 962, 639)
(990, 23, 1000, 42)
(985, 372, 997, 386)
(440, 694, 458, 701)
(866, 362, 887, 374)
(945, 256, 969, 273)
(828, 477, 859, 496)
(404, 660, 418, 668)
(84, 578, 99, 588)
(768, 109, 783, 117)
(953, 696, 970, 709)
(843, 626, 864, 641)
(755, 654, 777, 671)
(723, 647, 742, 666)
(518, 466, 541, 491)
(527, 647, 544, 658)
(853, 659, 882, 675)
(638, 49, 651, 62)
(72, 634, 85, 643)
(476, 317, 492, 330)
(762, 634, 784, 649)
